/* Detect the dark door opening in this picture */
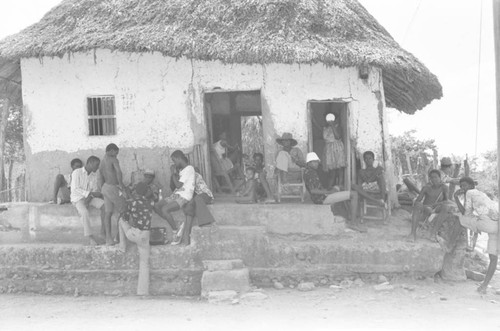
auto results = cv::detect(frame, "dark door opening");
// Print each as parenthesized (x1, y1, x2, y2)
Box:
(308, 101, 351, 190)
(204, 90, 263, 193)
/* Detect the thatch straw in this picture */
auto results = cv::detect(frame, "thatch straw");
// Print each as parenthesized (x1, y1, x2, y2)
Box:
(0, 0, 442, 113)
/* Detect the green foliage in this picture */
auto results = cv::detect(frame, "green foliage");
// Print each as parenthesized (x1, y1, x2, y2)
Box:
(390, 130, 437, 177)
(241, 116, 264, 159)
(470, 150, 498, 198)
(5, 105, 24, 162)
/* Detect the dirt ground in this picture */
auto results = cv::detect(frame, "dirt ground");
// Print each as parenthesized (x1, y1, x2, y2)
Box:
(2, 276, 500, 331)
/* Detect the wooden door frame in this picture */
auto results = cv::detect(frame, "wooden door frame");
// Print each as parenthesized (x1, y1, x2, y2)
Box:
(307, 100, 352, 191)
(203, 89, 263, 191)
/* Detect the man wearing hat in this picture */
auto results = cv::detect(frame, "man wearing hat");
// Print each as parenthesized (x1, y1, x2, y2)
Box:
(275, 132, 305, 174)
(304, 152, 366, 232)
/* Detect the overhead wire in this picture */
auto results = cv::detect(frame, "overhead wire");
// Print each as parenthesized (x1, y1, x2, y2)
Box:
(474, 0, 484, 156)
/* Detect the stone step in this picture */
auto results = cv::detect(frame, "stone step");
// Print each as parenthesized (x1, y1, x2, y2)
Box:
(201, 268, 251, 297)
(0, 267, 202, 296)
(1, 203, 346, 241)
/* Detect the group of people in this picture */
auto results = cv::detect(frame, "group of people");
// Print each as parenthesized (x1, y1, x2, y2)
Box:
(405, 157, 499, 293)
(51, 134, 499, 295)
(52, 144, 215, 296)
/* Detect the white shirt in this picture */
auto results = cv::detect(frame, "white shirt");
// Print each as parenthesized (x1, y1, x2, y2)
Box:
(70, 167, 99, 203)
(174, 165, 195, 201)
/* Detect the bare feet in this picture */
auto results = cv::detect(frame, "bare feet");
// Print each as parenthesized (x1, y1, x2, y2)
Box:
(477, 284, 487, 294)
(347, 221, 367, 233)
(406, 234, 416, 243)
(86, 235, 98, 246)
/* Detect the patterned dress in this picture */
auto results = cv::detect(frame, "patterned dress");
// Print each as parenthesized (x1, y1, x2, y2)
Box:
(322, 124, 346, 171)
(122, 197, 154, 231)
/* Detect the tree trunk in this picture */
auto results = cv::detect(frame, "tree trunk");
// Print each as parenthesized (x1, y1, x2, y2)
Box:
(8, 160, 14, 202)
(0, 99, 10, 200)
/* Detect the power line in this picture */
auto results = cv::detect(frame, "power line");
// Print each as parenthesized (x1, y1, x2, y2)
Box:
(474, 0, 484, 156)
(403, 0, 423, 43)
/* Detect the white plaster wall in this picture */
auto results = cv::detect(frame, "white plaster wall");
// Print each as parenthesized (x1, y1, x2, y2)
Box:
(21, 49, 385, 166)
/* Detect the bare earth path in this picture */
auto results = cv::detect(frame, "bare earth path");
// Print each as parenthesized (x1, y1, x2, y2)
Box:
(2, 278, 500, 331)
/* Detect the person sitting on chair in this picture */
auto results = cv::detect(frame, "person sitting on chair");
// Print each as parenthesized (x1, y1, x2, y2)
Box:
(275, 132, 305, 174)
(352, 151, 387, 208)
(407, 169, 448, 242)
(304, 152, 366, 232)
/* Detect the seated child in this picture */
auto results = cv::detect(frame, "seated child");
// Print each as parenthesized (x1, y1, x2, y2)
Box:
(252, 153, 274, 203)
(118, 182, 153, 296)
(235, 167, 257, 204)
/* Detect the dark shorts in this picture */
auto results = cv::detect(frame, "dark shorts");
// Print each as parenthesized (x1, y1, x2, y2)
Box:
(102, 183, 126, 214)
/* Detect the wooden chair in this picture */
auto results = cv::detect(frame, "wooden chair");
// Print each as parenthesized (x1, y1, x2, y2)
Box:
(360, 192, 389, 223)
(276, 169, 306, 203)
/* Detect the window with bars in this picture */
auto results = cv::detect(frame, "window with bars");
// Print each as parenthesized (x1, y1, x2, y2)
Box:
(87, 96, 116, 136)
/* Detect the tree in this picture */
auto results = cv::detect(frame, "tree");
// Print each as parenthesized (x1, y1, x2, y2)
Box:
(390, 130, 437, 186)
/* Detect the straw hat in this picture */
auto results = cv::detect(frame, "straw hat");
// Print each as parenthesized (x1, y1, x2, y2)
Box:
(276, 132, 298, 147)
(144, 169, 155, 176)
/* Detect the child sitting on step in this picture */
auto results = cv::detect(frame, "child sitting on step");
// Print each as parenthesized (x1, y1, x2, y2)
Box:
(118, 181, 154, 296)
(235, 167, 258, 204)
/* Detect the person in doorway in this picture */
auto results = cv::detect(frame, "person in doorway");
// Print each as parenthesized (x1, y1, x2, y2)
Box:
(322, 113, 346, 189)
(304, 152, 366, 232)
(235, 167, 257, 204)
(352, 151, 387, 208)
(455, 177, 498, 293)
(99, 143, 127, 245)
(71, 156, 105, 246)
(213, 132, 235, 173)
(49, 158, 83, 204)
(407, 169, 449, 242)
(275, 132, 305, 183)
(118, 181, 153, 296)
(154, 150, 195, 243)
(252, 153, 274, 203)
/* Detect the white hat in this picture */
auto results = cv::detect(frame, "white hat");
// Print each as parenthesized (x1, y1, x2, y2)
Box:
(326, 113, 336, 122)
(144, 169, 155, 176)
(306, 152, 320, 163)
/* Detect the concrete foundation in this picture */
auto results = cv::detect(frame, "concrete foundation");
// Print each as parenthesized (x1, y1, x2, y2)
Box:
(0, 203, 445, 296)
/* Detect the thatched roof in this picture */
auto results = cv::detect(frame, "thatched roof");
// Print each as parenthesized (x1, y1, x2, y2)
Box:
(0, 0, 442, 113)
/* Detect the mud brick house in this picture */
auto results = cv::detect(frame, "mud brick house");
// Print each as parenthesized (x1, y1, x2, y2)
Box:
(0, 0, 442, 202)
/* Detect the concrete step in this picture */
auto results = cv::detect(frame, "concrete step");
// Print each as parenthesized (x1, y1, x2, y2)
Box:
(209, 203, 346, 237)
(0, 202, 346, 241)
(0, 267, 202, 296)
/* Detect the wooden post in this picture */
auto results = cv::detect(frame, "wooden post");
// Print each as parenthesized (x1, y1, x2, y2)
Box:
(0, 99, 10, 194)
(492, 0, 500, 253)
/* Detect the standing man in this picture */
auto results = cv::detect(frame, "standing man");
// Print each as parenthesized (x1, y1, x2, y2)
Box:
(71, 156, 104, 246)
(99, 143, 126, 245)
(455, 177, 498, 294)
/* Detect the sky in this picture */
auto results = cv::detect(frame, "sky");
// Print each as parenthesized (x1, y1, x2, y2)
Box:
(0, 0, 497, 157)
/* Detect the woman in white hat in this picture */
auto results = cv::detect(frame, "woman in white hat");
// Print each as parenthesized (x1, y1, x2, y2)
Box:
(303, 152, 366, 232)
(323, 113, 346, 189)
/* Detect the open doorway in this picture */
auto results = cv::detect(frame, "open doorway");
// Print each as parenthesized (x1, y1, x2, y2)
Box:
(308, 101, 351, 190)
(204, 90, 263, 193)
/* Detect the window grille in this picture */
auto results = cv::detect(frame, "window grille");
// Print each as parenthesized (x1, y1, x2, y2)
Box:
(87, 96, 116, 136)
